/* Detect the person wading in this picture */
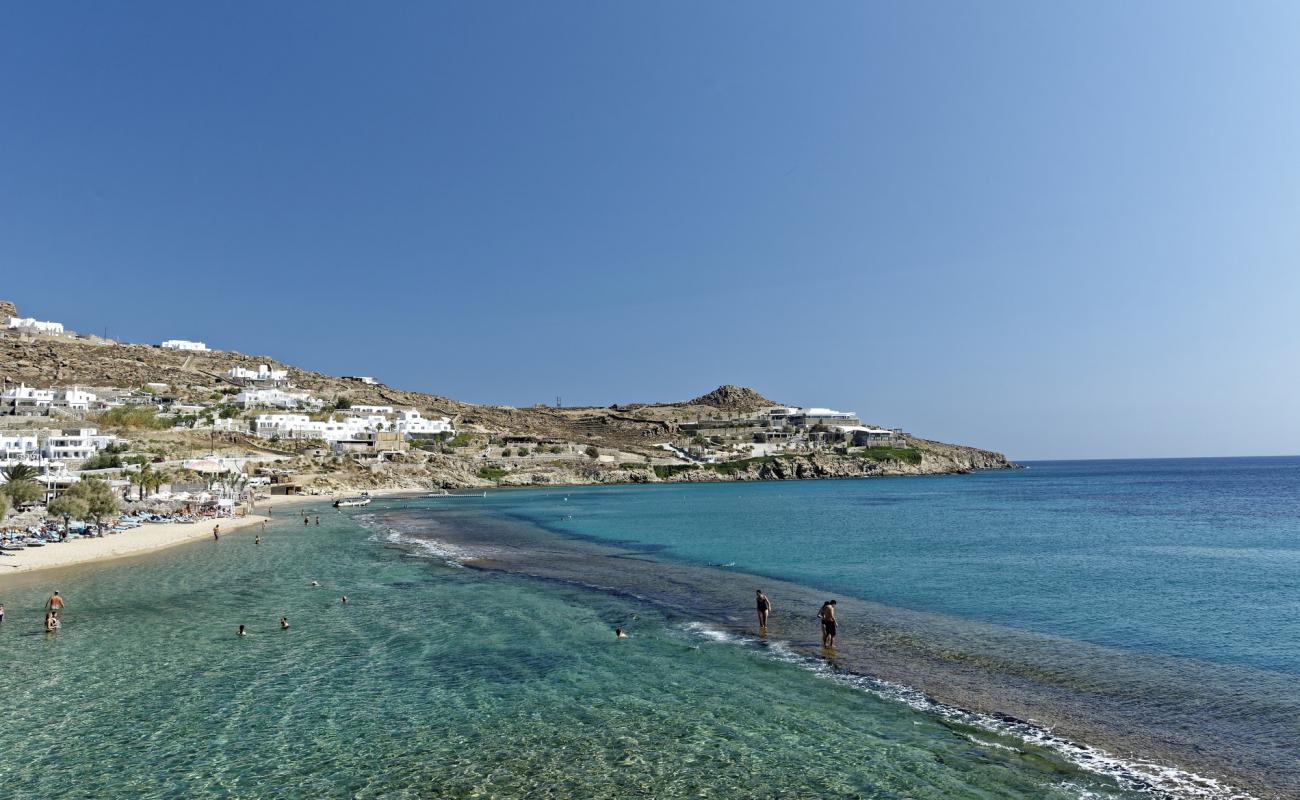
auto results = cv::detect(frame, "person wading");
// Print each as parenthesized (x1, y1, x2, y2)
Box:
(755, 590, 772, 631)
(816, 600, 837, 648)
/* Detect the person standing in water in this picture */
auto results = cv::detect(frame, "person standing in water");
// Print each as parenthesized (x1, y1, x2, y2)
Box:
(213, 525, 220, 541)
(816, 600, 837, 648)
(315, 516, 320, 526)
(238, 624, 246, 636)
(254, 534, 261, 546)
(46, 591, 65, 614)
(755, 590, 772, 630)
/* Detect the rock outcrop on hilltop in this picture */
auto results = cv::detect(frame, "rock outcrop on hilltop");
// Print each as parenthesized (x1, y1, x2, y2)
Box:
(687, 385, 777, 411)
(0, 300, 17, 322)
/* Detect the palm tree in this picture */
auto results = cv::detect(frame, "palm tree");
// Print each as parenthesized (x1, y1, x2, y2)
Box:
(1, 463, 39, 484)
(145, 469, 166, 497)
(130, 465, 156, 501)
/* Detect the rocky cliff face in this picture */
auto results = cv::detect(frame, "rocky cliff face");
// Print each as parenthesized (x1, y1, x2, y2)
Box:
(0, 300, 17, 322)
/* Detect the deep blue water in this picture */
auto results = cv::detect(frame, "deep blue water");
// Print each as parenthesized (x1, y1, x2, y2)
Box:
(492, 458, 1300, 675)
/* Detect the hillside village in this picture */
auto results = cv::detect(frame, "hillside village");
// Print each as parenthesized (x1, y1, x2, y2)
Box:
(0, 299, 1013, 523)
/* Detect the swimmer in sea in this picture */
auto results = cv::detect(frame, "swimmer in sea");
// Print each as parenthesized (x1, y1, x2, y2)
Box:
(341, 596, 348, 604)
(238, 624, 247, 637)
(280, 617, 289, 630)
(615, 627, 628, 639)
(310, 581, 321, 587)
(254, 534, 261, 546)
(315, 516, 320, 526)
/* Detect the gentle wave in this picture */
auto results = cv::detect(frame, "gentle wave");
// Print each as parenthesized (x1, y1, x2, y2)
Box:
(354, 513, 493, 567)
(677, 622, 1257, 800)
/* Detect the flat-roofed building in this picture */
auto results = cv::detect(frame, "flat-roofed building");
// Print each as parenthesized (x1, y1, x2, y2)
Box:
(161, 339, 208, 351)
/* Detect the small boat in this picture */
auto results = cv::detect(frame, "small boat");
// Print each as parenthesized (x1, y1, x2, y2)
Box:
(334, 493, 372, 508)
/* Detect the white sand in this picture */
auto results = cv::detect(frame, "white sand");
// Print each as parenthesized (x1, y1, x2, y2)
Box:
(0, 490, 421, 576)
(0, 494, 320, 575)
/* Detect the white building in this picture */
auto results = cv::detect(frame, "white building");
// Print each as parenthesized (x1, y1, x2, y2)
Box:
(0, 434, 40, 463)
(161, 339, 208, 351)
(343, 376, 378, 385)
(765, 407, 861, 428)
(349, 404, 393, 415)
(254, 413, 387, 442)
(2, 384, 55, 413)
(234, 388, 319, 410)
(226, 364, 289, 383)
(393, 409, 454, 438)
(55, 387, 97, 412)
(254, 414, 314, 438)
(6, 317, 64, 334)
(43, 428, 118, 461)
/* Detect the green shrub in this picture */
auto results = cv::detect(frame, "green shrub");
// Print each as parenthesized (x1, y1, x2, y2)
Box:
(95, 406, 171, 430)
(477, 466, 507, 481)
(853, 447, 921, 465)
(81, 451, 124, 470)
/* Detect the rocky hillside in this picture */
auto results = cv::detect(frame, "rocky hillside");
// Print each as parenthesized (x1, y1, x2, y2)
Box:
(687, 384, 777, 411)
(0, 299, 1015, 488)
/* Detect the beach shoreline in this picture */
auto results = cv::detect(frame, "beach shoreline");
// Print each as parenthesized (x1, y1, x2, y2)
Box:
(0, 490, 420, 576)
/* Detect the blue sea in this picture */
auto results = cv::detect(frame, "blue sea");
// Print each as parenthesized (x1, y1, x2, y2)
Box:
(1, 457, 1295, 798)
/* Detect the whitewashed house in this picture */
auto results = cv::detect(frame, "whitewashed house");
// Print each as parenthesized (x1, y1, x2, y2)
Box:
(161, 339, 208, 351)
(349, 404, 394, 415)
(254, 413, 385, 442)
(393, 409, 454, 438)
(6, 317, 64, 334)
(0, 434, 40, 463)
(54, 387, 97, 412)
(235, 388, 320, 410)
(254, 414, 314, 439)
(42, 428, 118, 461)
(343, 376, 378, 385)
(2, 384, 56, 414)
(226, 364, 288, 383)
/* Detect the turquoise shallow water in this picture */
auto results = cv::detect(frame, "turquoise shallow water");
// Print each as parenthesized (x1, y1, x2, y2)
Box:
(3, 504, 1153, 799)
(1, 458, 1294, 798)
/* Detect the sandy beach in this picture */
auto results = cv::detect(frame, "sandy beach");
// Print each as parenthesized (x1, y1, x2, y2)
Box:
(0, 490, 423, 575)
(0, 493, 339, 575)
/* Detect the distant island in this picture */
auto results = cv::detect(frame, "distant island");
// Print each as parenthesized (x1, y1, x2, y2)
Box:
(0, 299, 1013, 496)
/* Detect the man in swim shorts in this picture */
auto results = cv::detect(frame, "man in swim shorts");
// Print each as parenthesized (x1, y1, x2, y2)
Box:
(817, 600, 837, 647)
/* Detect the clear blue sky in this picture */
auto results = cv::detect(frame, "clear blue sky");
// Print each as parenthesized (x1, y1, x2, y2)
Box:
(3, 3, 1299, 460)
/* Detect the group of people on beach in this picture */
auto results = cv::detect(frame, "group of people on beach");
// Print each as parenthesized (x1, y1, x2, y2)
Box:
(754, 589, 838, 648)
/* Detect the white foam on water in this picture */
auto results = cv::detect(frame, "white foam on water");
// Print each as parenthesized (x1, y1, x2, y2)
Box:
(678, 623, 1259, 800)
(353, 513, 491, 568)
